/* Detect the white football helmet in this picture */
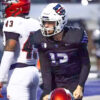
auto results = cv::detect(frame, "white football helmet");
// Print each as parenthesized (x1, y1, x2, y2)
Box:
(40, 3, 67, 37)
(49, 88, 74, 100)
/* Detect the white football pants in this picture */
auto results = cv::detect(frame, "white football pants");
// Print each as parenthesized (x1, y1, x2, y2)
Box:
(7, 66, 39, 100)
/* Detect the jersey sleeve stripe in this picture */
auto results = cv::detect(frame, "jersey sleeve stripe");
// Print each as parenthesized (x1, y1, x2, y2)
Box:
(81, 31, 88, 43)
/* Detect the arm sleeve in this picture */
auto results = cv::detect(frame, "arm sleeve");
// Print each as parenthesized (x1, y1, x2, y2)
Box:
(78, 44, 91, 87)
(0, 51, 14, 82)
(39, 50, 53, 96)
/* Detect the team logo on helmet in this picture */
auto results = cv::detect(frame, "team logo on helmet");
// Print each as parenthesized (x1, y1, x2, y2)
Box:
(53, 4, 65, 15)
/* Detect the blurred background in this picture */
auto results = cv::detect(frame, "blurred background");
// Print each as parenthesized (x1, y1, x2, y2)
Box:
(0, 0, 100, 100)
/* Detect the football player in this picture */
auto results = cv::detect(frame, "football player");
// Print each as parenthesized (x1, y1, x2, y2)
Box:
(0, 0, 40, 100)
(29, 3, 91, 100)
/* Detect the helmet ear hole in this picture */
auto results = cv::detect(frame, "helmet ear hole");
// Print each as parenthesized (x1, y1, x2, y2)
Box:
(62, 16, 65, 20)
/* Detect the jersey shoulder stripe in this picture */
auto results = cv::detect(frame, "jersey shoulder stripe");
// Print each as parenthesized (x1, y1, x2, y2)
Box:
(81, 31, 88, 43)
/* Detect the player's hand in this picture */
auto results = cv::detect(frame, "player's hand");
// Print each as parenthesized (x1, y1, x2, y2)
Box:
(43, 94, 49, 100)
(73, 85, 83, 99)
(0, 82, 3, 98)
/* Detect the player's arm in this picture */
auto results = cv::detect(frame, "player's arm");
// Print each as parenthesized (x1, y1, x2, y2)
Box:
(73, 43, 90, 99)
(78, 44, 91, 87)
(4, 39, 17, 51)
(0, 32, 20, 81)
(78, 30, 91, 87)
(73, 30, 91, 99)
(0, 32, 20, 96)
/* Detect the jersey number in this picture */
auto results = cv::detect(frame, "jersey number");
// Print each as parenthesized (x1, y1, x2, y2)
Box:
(22, 34, 37, 59)
(49, 53, 68, 64)
(5, 20, 13, 27)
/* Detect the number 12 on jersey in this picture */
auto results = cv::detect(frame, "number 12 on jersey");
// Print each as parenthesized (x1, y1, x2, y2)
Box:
(49, 52, 68, 64)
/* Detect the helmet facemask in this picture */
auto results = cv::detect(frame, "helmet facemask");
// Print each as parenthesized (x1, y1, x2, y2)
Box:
(40, 19, 60, 37)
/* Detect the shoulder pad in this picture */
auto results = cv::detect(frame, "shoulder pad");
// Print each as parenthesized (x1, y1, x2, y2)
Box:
(27, 18, 40, 31)
(3, 17, 23, 34)
(63, 26, 88, 44)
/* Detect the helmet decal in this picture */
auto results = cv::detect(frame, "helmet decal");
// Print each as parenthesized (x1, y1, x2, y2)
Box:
(53, 4, 65, 15)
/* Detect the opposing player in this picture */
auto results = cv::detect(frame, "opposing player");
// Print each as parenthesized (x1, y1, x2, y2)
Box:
(0, 0, 40, 100)
(29, 3, 91, 100)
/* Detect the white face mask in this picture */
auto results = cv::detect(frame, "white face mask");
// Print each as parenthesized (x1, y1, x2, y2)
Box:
(43, 27, 54, 36)
(44, 27, 54, 32)
(4, 0, 18, 3)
